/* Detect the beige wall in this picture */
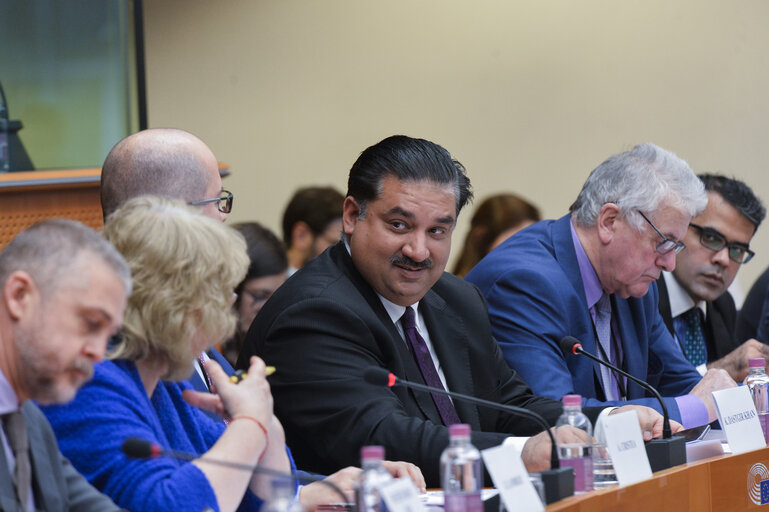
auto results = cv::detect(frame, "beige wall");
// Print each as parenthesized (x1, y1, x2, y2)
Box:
(143, 0, 769, 292)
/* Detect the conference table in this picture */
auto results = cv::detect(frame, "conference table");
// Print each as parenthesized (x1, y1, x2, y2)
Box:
(545, 444, 769, 511)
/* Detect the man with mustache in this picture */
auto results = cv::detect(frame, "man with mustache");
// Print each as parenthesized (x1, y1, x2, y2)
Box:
(467, 143, 737, 428)
(0, 219, 130, 510)
(238, 135, 676, 486)
(656, 174, 766, 382)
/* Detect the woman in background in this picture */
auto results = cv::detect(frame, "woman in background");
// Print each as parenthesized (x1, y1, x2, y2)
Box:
(220, 222, 288, 367)
(452, 193, 541, 277)
(43, 196, 293, 512)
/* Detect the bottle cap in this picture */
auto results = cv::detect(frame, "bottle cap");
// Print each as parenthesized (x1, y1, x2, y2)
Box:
(562, 394, 582, 407)
(361, 445, 385, 461)
(448, 423, 471, 437)
(749, 358, 766, 368)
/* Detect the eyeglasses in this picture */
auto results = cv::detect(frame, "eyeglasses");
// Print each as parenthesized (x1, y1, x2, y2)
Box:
(241, 289, 272, 307)
(637, 211, 686, 255)
(688, 223, 754, 264)
(188, 190, 234, 214)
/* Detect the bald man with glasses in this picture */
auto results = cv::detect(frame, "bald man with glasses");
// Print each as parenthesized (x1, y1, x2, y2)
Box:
(657, 174, 768, 382)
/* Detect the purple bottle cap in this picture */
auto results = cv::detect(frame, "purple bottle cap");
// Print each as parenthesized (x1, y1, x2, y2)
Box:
(361, 445, 385, 461)
(449, 423, 471, 437)
(749, 358, 766, 368)
(562, 394, 582, 407)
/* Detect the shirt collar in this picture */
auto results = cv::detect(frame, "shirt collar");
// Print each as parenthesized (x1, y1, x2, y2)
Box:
(663, 271, 706, 318)
(0, 368, 20, 415)
(570, 218, 604, 309)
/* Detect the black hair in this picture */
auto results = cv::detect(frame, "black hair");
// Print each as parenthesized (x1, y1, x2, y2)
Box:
(281, 186, 345, 246)
(346, 135, 472, 216)
(699, 173, 766, 231)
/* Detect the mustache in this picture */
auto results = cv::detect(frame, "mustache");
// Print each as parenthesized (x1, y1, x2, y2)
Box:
(391, 255, 433, 269)
(69, 358, 94, 381)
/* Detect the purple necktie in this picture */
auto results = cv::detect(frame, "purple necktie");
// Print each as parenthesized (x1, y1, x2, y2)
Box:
(401, 306, 461, 425)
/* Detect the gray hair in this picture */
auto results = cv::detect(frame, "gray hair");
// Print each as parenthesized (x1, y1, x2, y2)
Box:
(570, 143, 708, 231)
(0, 219, 132, 297)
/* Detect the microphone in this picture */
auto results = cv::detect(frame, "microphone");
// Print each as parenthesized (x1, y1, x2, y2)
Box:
(363, 367, 574, 505)
(559, 336, 686, 472)
(121, 438, 349, 505)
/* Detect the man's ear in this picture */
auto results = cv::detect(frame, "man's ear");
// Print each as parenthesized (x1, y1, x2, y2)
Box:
(290, 221, 314, 252)
(342, 196, 361, 237)
(596, 203, 621, 245)
(4, 271, 36, 321)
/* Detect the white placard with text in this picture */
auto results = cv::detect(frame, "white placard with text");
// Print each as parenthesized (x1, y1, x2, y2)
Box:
(601, 410, 652, 486)
(712, 386, 765, 454)
(378, 477, 426, 512)
(481, 444, 544, 512)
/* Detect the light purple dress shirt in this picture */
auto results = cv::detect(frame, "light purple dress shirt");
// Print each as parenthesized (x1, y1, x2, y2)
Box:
(569, 220, 708, 428)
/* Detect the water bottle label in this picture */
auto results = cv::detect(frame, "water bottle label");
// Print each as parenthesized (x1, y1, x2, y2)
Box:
(761, 413, 769, 443)
(560, 456, 594, 492)
(444, 492, 482, 512)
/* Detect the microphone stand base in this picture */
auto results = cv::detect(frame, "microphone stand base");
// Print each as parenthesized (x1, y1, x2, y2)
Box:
(645, 436, 686, 472)
(540, 467, 574, 504)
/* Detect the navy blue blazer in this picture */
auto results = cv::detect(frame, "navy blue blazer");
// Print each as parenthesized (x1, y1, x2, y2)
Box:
(466, 215, 702, 421)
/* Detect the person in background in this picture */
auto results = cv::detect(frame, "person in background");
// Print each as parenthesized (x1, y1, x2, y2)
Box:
(0, 219, 129, 511)
(452, 193, 541, 277)
(737, 265, 769, 343)
(219, 222, 288, 367)
(282, 186, 344, 276)
(656, 174, 767, 381)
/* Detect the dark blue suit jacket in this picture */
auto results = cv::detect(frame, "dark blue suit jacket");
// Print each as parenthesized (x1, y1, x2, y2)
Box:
(466, 215, 702, 421)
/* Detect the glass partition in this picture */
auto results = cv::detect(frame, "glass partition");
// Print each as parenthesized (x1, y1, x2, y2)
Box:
(0, 0, 142, 171)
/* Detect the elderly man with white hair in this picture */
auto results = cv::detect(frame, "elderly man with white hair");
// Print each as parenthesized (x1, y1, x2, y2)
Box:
(467, 143, 736, 428)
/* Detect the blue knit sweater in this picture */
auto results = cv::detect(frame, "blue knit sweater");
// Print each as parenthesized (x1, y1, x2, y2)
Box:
(42, 359, 294, 512)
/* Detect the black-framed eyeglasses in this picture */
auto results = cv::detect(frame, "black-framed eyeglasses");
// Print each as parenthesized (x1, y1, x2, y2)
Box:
(637, 211, 686, 255)
(689, 223, 754, 264)
(188, 190, 233, 214)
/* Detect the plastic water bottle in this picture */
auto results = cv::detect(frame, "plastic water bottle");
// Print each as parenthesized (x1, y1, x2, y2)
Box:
(440, 423, 482, 512)
(744, 357, 769, 443)
(262, 476, 304, 512)
(555, 394, 594, 492)
(355, 445, 393, 512)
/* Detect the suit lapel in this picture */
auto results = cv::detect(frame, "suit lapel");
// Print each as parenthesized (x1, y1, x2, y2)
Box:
(420, 287, 481, 429)
(23, 403, 63, 512)
(0, 424, 20, 511)
(706, 299, 731, 360)
(551, 216, 604, 396)
(330, 243, 444, 425)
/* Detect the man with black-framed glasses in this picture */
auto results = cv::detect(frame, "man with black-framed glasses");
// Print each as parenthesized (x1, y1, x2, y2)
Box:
(657, 174, 767, 381)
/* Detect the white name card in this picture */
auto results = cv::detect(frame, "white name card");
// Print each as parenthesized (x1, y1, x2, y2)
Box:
(481, 443, 544, 512)
(712, 386, 765, 454)
(379, 477, 426, 512)
(602, 410, 652, 486)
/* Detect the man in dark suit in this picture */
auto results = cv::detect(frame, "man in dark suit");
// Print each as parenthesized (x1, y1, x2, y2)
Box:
(657, 174, 767, 382)
(0, 220, 130, 510)
(238, 135, 672, 486)
(467, 143, 736, 429)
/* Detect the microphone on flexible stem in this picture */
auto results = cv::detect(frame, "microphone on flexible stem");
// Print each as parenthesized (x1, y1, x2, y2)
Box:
(121, 438, 350, 507)
(559, 336, 686, 472)
(363, 367, 574, 505)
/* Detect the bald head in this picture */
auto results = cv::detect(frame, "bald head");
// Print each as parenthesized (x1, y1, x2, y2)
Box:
(100, 129, 223, 220)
